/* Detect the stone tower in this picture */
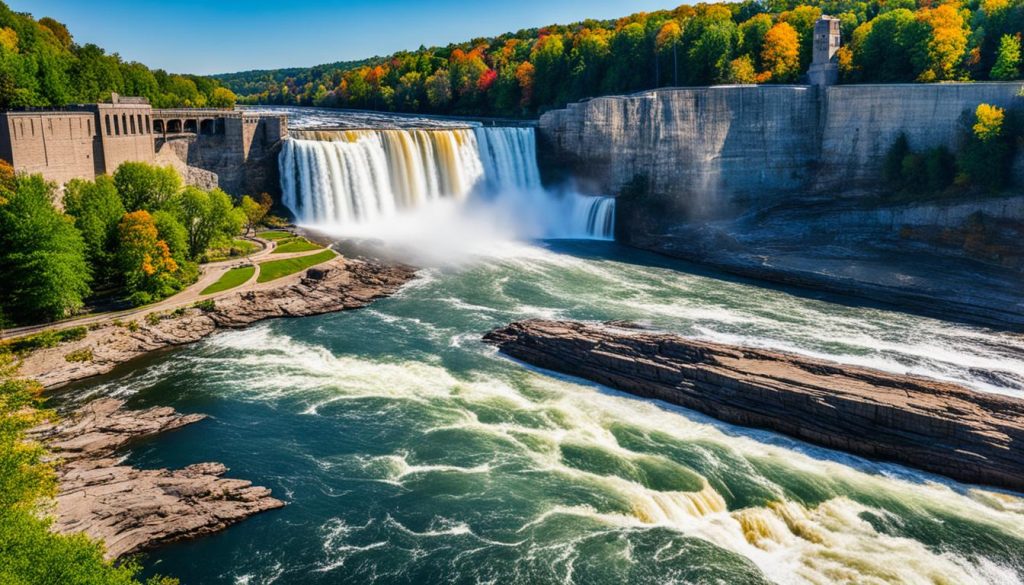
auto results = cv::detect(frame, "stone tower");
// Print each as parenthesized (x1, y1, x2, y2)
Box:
(808, 16, 841, 86)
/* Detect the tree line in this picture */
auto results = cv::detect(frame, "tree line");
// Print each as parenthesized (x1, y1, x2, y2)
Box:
(0, 2, 236, 109)
(220, 0, 1024, 117)
(0, 162, 271, 325)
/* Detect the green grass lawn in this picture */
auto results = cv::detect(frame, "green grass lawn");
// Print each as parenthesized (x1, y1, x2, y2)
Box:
(257, 230, 293, 240)
(257, 249, 337, 283)
(273, 237, 323, 254)
(200, 265, 256, 295)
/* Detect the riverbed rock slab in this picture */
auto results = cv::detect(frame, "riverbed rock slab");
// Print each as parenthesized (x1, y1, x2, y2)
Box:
(485, 319, 1024, 492)
(35, 398, 285, 559)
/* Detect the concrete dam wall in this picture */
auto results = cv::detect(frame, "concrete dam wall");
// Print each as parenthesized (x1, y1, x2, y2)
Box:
(539, 82, 1024, 327)
(540, 82, 1024, 210)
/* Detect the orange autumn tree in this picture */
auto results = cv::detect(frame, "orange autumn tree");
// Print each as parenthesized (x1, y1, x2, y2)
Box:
(117, 210, 181, 305)
(760, 22, 801, 82)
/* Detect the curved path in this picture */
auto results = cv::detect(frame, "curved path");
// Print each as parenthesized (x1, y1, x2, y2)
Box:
(1, 234, 338, 341)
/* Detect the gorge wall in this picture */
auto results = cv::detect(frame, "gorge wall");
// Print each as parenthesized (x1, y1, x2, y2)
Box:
(540, 82, 1024, 209)
(538, 83, 1024, 327)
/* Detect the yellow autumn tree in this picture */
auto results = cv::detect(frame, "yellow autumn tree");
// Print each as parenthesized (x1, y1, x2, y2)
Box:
(761, 22, 801, 83)
(913, 4, 969, 81)
(973, 103, 1005, 141)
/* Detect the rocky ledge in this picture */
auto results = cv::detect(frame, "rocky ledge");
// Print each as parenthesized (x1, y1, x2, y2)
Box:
(484, 319, 1024, 492)
(30, 398, 284, 559)
(19, 257, 416, 388)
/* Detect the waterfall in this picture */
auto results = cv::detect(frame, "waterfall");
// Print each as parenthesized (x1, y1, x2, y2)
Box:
(279, 126, 614, 240)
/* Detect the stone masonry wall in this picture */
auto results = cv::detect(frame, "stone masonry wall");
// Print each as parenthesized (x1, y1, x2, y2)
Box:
(0, 112, 100, 184)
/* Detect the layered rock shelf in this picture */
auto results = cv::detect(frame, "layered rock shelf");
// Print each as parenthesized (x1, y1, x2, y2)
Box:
(485, 320, 1024, 491)
(31, 398, 284, 559)
(19, 257, 416, 388)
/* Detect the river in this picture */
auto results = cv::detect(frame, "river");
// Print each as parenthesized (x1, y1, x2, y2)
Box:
(62, 107, 1024, 584)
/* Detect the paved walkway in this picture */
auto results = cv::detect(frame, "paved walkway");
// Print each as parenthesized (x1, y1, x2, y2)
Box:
(0, 233, 339, 340)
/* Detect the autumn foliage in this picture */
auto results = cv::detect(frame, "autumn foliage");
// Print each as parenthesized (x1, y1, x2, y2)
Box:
(219, 0, 1023, 117)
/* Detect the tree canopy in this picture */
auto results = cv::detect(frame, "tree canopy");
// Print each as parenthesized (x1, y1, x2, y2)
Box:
(0, 1, 236, 108)
(213, 0, 1024, 117)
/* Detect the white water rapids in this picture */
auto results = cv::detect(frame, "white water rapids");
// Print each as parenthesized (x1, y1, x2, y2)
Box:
(278, 127, 615, 241)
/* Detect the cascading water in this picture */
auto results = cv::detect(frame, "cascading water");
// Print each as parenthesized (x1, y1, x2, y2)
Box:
(279, 126, 615, 240)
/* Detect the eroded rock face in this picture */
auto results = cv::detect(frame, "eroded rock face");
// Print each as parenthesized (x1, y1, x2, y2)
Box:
(485, 320, 1024, 492)
(19, 258, 416, 389)
(35, 398, 285, 559)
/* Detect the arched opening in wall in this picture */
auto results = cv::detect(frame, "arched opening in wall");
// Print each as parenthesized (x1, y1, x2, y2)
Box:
(154, 119, 165, 134)
(113, 115, 120, 135)
(199, 119, 214, 135)
(121, 114, 128, 135)
(105, 114, 111, 135)
(167, 119, 181, 133)
(137, 114, 143, 134)
(130, 115, 136, 134)
(145, 116, 151, 134)
(184, 119, 198, 134)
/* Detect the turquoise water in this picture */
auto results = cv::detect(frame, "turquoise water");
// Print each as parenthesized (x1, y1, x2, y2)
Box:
(64, 240, 1024, 585)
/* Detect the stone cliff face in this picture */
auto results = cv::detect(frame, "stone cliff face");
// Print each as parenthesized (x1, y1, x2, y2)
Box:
(540, 86, 819, 218)
(539, 83, 1024, 327)
(540, 82, 1024, 204)
(156, 132, 282, 198)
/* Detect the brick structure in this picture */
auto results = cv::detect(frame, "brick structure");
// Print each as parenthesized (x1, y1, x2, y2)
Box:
(0, 94, 287, 197)
(808, 16, 841, 86)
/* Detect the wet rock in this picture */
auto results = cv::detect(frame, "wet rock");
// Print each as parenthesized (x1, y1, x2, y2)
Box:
(35, 398, 284, 559)
(485, 319, 1024, 492)
(19, 258, 416, 388)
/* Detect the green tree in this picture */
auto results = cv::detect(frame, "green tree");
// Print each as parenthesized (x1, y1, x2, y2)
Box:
(239, 194, 270, 235)
(171, 187, 243, 259)
(959, 103, 1014, 191)
(152, 210, 189, 264)
(63, 175, 125, 285)
(531, 34, 568, 106)
(0, 175, 91, 323)
(113, 162, 182, 212)
(990, 34, 1021, 80)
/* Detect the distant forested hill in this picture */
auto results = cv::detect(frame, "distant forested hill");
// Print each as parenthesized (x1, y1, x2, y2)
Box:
(213, 59, 379, 97)
(0, 1, 236, 108)
(211, 0, 1024, 118)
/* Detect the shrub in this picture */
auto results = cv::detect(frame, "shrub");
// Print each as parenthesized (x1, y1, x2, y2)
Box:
(126, 320, 139, 332)
(145, 313, 163, 326)
(193, 299, 216, 312)
(61, 326, 88, 343)
(64, 348, 93, 362)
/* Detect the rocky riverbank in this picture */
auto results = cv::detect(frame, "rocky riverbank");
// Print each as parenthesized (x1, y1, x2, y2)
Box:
(19, 257, 416, 388)
(485, 319, 1024, 492)
(29, 398, 284, 559)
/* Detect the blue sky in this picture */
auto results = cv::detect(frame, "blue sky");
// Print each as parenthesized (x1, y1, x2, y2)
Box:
(9, 0, 678, 75)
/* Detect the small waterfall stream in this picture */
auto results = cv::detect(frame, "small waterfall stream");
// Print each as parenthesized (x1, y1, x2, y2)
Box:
(279, 127, 615, 240)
